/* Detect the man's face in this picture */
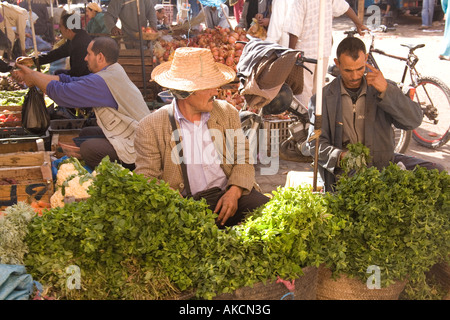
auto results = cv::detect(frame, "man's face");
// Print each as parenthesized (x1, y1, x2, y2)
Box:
(335, 50, 367, 89)
(156, 9, 165, 20)
(84, 41, 100, 73)
(59, 21, 69, 39)
(190, 88, 218, 112)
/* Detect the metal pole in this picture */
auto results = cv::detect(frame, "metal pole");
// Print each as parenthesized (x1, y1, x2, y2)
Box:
(135, 0, 147, 99)
(313, 0, 326, 192)
(27, 1, 38, 59)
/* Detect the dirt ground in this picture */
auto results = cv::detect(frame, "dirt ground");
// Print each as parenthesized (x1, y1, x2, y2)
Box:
(255, 14, 450, 193)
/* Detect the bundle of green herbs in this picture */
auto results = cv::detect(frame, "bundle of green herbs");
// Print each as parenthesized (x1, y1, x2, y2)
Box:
(24, 158, 333, 300)
(0, 202, 36, 265)
(323, 144, 450, 299)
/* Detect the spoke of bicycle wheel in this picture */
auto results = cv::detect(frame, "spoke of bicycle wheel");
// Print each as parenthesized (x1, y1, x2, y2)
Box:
(412, 78, 450, 147)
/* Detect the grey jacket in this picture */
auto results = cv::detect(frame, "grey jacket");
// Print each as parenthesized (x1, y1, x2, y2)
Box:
(104, 0, 157, 36)
(306, 76, 422, 192)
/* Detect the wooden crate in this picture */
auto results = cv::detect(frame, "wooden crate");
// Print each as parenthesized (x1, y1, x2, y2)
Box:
(0, 105, 22, 129)
(0, 131, 49, 154)
(162, 4, 174, 24)
(0, 151, 54, 209)
(118, 49, 154, 100)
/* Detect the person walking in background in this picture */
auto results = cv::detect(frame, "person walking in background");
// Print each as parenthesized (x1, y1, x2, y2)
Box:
(265, 0, 290, 47)
(439, 0, 450, 60)
(233, 0, 244, 24)
(86, 2, 108, 35)
(237, 0, 269, 30)
(419, 0, 435, 30)
(104, 0, 157, 48)
(0, 2, 28, 58)
(204, 4, 231, 29)
(284, 0, 367, 110)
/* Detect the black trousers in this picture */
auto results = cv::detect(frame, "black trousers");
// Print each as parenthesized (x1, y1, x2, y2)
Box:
(198, 187, 270, 228)
(393, 153, 445, 172)
(79, 126, 135, 171)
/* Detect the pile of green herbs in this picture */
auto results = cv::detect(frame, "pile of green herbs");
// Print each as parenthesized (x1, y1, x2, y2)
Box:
(0, 202, 36, 265)
(24, 158, 334, 300)
(323, 145, 450, 299)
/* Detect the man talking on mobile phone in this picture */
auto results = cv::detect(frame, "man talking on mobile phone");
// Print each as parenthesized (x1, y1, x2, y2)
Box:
(305, 37, 445, 192)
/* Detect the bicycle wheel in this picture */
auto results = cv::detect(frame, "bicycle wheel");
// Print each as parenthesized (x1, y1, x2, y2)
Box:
(411, 76, 450, 149)
(393, 127, 412, 154)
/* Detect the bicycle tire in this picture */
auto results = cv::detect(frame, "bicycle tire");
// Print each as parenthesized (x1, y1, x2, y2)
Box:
(411, 76, 450, 149)
(393, 127, 412, 154)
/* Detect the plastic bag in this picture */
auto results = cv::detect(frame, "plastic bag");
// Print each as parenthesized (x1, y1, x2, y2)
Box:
(21, 86, 50, 135)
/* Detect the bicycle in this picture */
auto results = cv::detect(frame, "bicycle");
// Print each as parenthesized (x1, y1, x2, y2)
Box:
(334, 29, 450, 150)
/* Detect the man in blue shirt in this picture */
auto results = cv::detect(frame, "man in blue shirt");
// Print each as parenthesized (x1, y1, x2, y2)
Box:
(14, 37, 150, 170)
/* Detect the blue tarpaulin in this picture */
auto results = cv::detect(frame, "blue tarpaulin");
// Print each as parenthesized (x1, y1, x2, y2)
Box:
(0, 264, 34, 300)
(198, 0, 226, 8)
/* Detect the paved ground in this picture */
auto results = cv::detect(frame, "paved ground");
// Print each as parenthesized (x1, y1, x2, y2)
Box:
(255, 14, 450, 194)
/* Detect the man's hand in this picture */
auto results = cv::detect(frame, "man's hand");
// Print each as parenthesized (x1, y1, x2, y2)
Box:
(356, 23, 369, 36)
(365, 63, 388, 94)
(214, 185, 243, 226)
(16, 56, 34, 67)
(12, 63, 35, 87)
(110, 26, 123, 36)
(12, 64, 59, 93)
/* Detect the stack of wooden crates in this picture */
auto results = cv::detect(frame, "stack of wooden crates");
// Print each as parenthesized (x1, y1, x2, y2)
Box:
(118, 48, 157, 102)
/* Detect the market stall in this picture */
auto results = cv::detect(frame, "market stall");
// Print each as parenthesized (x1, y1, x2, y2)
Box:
(0, 0, 449, 302)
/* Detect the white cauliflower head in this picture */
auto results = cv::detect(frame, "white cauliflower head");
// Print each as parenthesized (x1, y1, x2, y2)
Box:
(64, 175, 93, 199)
(56, 163, 78, 187)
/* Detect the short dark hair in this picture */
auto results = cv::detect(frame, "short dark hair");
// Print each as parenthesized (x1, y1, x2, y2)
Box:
(91, 37, 120, 64)
(336, 37, 367, 61)
(60, 12, 77, 30)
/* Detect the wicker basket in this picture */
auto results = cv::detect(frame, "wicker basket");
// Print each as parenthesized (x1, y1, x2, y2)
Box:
(428, 261, 450, 299)
(213, 266, 318, 300)
(316, 266, 407, 300)
(135, 32, 160, 41)
(57, 142, 82, 159)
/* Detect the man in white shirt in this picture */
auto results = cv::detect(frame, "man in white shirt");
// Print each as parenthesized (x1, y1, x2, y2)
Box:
(284, 0, 367, 110)
(265, 0, 290, 47)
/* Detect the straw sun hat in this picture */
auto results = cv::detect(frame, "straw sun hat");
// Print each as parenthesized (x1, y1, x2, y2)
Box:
(151, 47, 236, 92)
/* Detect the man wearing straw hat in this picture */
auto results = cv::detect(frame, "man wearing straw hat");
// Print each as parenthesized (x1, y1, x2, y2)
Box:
(134, 47, 269, 228)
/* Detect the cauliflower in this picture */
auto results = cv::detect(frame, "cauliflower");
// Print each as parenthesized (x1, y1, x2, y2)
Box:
(56, 163, 78, 187)
(50, 189, 64, 208)
(51, 158, 94, 208)
(64, 175, 93, 199)
(55, 158, 89, 187)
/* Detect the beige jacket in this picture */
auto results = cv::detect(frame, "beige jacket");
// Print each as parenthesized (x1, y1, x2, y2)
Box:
(134, 99, 257, 195)
(96, 63, 150, 164)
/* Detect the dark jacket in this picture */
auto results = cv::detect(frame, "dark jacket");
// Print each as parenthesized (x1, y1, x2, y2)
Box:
(35, 29, 92, 77)
(306, 76, 422, 192)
